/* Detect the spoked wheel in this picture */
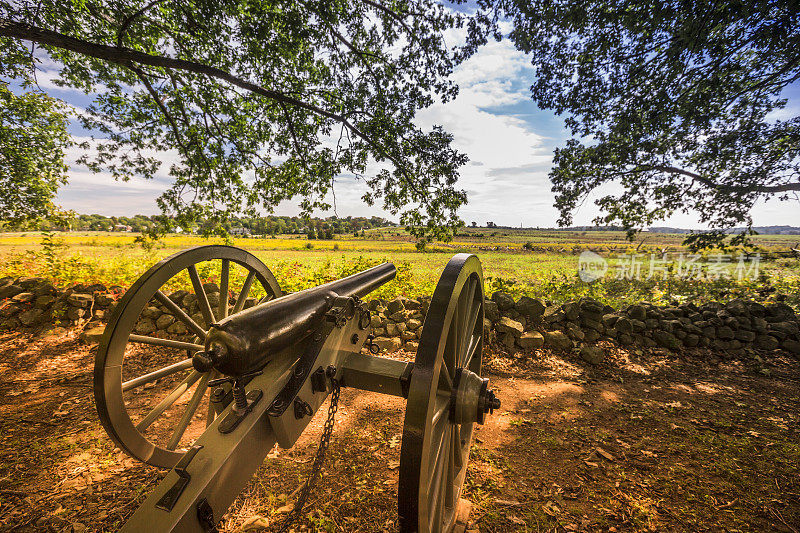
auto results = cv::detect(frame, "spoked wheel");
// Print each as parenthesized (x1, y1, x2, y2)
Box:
(94, 245, 282, 468)
(399, 254, 499, 533)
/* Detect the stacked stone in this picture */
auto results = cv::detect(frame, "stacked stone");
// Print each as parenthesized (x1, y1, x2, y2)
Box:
(487, 292, 800, 358)
(485, 293, 546, 351)
(0, 276, 121, 334)
(129, 283, 259, 341)
(368, 296, 429, 352)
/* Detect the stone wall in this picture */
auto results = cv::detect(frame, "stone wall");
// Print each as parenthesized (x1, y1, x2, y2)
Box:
(2, 275, 799, 362)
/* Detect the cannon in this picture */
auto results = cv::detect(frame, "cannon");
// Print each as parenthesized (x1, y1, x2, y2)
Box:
(93, 246, 500, 532)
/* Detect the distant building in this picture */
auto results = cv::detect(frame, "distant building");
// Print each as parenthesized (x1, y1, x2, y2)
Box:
(113, 224, 133, 232)
(230, 227, 251, 236)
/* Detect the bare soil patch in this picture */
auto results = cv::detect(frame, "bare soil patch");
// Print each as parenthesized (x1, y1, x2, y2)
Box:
(0, 331, 798, 532)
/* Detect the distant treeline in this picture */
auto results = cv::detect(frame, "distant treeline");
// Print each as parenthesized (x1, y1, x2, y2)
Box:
(648, 226, 800, 235)
(32, 214, 396, 236)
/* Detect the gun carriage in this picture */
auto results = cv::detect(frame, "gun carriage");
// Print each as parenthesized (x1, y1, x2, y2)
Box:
(94, 246, 500, 532)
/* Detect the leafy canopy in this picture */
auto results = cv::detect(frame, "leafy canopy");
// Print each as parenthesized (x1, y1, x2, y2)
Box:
(0, 0, 485, 240)
(494, 0, 800, 248)
(0, 83, 71, 225)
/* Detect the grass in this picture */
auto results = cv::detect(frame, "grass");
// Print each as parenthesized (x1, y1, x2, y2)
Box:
(1, 230, 799, 308)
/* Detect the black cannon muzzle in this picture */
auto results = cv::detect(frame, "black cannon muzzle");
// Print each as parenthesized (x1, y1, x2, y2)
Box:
(192, 262, 396, 376)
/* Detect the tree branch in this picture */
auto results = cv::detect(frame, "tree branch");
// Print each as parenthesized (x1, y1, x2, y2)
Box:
(0, 18, 410, 176)
(648, 164, 800, 194)
(117, 0, 169, 48)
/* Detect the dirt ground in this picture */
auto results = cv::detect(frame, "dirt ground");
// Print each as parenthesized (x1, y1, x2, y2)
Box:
(0, 329, 798, 532)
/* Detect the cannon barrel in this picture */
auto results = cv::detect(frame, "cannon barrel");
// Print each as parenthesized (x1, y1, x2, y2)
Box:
(193, 262, 396, 376)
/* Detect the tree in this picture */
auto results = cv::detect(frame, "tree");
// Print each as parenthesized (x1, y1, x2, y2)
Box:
(0, 83, 71, 225)
(0, 0, 479, 241)
(496, 0, 800, 248)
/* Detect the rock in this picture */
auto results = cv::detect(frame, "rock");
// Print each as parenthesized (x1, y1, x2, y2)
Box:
(405, 341, 419, 351)
(141, 306, 161, 318)
(0, 276, 12, 287)
(156, 314, 176, 330)
(543, 330, 572, 351)
(580, 345, 605, 365)
(735, 329, 756, 343)
(542, 305, 564, 323)
(201, 282, 219, 294)
(516, 296, 545, 320)
(0, 302, 19, 317)
(725, 299, 750, 316)
(517, 331, 544, 349)
(67, 293, 93, 308)
(765, 302, 796, 322)
(67, 307, 85, 321)
(614, 316, 632, 334)
(495, 317, 524, 337)
(564, 322, 585, 341)
(167, 321, 188, 335)
(756, 335, 780, 351)
(34, 295, 56, 308)
(782, 339, 800, 355)
(0, 284, 23, 299)
(12, 292, 35, 304)
(653, 330, 681, 350)
(387, 298, 405, 314)
(401, 330, 416, 341)
(80, 326, 106, 344)
(702, 326, 716, 338)
(602, 314, 620, 328)
(484, 300, 500, 322)
(373, 336, 402, 352)
(562, 301, 580, 321)
(169, 290, 189, 306)
(206, 292, 220, 308)
(403, 298, 420, 311)
(770, 321, 800, 337)
(92, 308, 106, 320)
(370, 315, 383, 328)
(628, 304, 647, 321)
(406, 318, 423, 330)
(583, 329, 601, 343)
(752, 316, 768, 332)
(716, 326, 735, 340)
(582, 318, 604, 332)
(683, 333, 700, 347)
(631, 319, 646, 333)
(18, 308, 43, 326)
(500, 332, 517, 349)
(135, 319, 157, 335)
(17, 277, 45, 289)
(386, 323, 400, 336)
(491, 292, 515, 312)
(389, 310, 407, 322)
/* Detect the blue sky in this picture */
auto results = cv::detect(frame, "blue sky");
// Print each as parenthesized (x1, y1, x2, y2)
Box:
(41, 28, 800, 229)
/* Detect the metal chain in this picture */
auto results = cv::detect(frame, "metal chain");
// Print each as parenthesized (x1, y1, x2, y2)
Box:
(274, 379, 340, 532)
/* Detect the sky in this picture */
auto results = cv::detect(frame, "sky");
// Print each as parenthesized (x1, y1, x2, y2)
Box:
(42, 22, 800, 230)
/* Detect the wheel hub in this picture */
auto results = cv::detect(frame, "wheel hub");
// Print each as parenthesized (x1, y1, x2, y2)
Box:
(451, 368, 501, 425)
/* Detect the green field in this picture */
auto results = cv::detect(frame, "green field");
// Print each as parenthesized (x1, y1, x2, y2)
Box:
(1, 229, 799, 308)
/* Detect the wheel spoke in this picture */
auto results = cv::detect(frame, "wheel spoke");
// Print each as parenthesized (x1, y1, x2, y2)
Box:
(188, 264, 216, 327)
(153, 290, 207, 340)
(462, 334, 480, 371)
(428, 425, 452, 532)
(452, 424, 464, 470)
(459, 293, 481, 367)
(167, 372, 211, 450)
(456, 278, 477, 366)
(445, 425, 456, 509)
(136, 371, 201, 432)
(430, 392, 450, 427)
(438, 361, 453, 392)
(128, 334, 204, 352)
(219, 259, 229, 320)
(122, 359, 195, 392)
(232, 270, 256, 314)
(258, 293, 274, 305)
